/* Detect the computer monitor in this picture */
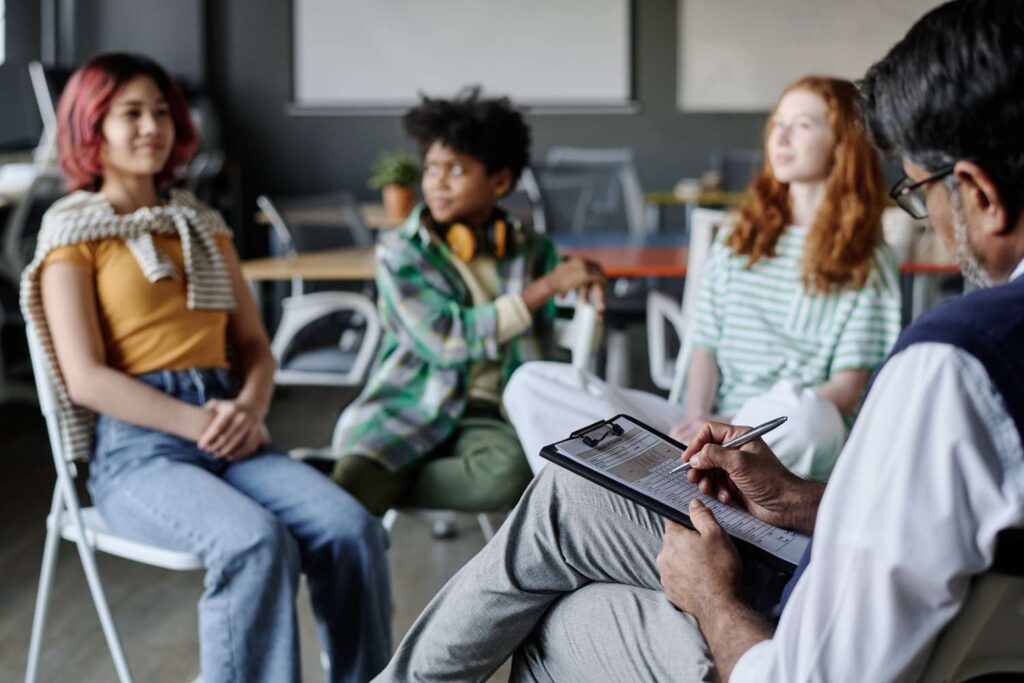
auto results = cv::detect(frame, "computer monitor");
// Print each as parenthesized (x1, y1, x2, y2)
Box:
(0, 62, 43, 152)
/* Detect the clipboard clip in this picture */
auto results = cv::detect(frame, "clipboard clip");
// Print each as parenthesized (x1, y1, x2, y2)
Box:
(570, 419, 625, 448)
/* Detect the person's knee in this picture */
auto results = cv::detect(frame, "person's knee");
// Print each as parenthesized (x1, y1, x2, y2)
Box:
(768, 394, 846, 478)
(213, 508, 299, 577)
(537, 461, 598, 503)
(790, 395, 845, 452)
(462, 445, 533, 510)
(332, 455, 414, 517)
(315, 492, 388, 556)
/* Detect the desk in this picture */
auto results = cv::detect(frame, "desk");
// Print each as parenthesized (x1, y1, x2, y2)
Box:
(240, 242, 958, 284)
(560, 246, 688, 278)
(241, 246, 377, 281)
(241, 244, 959, 383)
(644, 190, 747, 233)
(645, 190, 747, 207)
(553, 233, 689, 279)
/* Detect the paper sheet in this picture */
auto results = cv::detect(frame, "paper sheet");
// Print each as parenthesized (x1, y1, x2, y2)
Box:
(557, 416, 809, 566)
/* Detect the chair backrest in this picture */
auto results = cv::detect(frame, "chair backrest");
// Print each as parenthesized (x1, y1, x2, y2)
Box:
(709, 148, 763, 193)
(502, 167, 546, 234)
(539, 146, 646, 236)
(2, 171, 65, 284)
(184, 150, 226, 205)
(668, 207, 731, 404)
(256, 192, 372, 298)
(26, 324, 70, 467)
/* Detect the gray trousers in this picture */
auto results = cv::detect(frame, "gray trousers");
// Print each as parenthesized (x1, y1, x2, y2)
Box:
(374, 465, 718, 682)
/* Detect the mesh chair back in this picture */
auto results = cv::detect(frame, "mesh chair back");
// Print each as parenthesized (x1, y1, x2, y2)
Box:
(185, 150, 226, 205)
(709, 148, 763, 192)
(540, 146, 646, 235)
(257, 192, 372, 256)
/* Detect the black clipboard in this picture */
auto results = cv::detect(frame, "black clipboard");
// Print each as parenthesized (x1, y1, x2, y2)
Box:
(541, 413, 802, 575)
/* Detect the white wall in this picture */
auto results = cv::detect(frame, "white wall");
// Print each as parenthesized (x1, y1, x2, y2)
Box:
(293, 0, 632, 109)
(677, 0, 945, 111)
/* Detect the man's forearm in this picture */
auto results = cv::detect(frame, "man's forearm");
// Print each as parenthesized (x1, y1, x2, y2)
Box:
(784, 479, 826, 535)
(697, 597, 774, 682)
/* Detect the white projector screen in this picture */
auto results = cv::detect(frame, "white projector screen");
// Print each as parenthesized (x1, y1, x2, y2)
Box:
(678, 0, 945, 112)
(292, 0, 632, 111)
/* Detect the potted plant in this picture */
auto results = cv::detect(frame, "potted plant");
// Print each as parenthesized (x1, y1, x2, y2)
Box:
(369, 151, 420, 224)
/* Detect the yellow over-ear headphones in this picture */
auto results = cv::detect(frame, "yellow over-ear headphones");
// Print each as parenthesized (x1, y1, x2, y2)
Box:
(445, 218, 508, 262)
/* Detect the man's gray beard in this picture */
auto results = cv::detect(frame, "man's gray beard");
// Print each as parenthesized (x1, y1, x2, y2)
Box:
(950, 187, 993, 288)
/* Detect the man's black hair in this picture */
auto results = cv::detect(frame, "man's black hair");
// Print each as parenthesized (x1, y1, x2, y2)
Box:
(860, 0, 1024, 219)
(402, 86, 530, 186)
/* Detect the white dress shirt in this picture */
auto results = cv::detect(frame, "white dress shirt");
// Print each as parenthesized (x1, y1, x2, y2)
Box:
(731, 262, 1024, 682)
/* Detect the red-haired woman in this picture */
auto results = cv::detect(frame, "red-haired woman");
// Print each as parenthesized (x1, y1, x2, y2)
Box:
(505, 76, 902, 480)
(20, 53, 389, 682)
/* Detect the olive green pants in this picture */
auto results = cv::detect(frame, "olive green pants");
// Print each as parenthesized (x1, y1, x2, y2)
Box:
(332, 411, 533, 517)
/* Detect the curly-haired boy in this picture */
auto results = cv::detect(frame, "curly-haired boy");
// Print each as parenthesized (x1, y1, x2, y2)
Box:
(330, 88, 605, 516)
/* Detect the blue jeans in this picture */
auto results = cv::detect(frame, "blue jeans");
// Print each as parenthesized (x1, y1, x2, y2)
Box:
(87, 368, 391, 683)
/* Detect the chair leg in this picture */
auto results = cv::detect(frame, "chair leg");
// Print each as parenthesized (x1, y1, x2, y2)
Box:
(74, 536, 135, 683)
(381, 509, 398, 537)
(53, 460, 135, 682)
(24, 490, 63, 683)
(476, 513, 495, 542)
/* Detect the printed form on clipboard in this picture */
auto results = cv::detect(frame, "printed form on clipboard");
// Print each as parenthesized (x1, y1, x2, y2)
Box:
(543, 414, 810, 571)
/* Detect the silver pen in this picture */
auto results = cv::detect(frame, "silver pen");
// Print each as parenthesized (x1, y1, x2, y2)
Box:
(669, 416, 788, 473)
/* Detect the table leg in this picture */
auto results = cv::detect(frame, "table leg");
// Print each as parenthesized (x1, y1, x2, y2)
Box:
(605, 327, 631, 387)
(910, 273, 937, 322)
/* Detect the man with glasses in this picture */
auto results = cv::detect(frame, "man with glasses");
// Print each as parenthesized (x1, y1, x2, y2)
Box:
(374, 1, 1024, 680)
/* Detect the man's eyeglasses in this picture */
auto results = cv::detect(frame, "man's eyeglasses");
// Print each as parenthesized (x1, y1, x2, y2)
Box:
(889, 164, 956, 219)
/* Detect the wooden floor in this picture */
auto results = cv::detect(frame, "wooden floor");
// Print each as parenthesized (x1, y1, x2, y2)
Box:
(0, 383, 510, 682)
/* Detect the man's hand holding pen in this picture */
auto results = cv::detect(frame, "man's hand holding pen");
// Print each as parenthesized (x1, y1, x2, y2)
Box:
(681, 421, 825, 536)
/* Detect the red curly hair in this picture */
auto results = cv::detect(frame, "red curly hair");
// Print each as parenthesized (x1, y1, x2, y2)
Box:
(728, 76, 885, 293)
(57, 53, 197, 192)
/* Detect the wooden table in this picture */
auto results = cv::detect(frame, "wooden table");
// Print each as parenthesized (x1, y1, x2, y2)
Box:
(644, 190, 747, 207)
(241, 246, 377, 281)
(241, 243, 960, 386)
(560, 246, 688, 278)
(241, 243, 958, 283)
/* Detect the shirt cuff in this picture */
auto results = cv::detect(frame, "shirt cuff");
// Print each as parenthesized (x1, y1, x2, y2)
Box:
(495, 294, 533, 344)
(729, 639, 775, 683)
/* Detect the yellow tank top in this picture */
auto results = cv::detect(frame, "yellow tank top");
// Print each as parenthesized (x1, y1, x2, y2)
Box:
(42, 234, 233, 375)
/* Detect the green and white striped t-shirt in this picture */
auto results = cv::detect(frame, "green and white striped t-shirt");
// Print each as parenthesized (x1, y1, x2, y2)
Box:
(691, 226, 902, 417)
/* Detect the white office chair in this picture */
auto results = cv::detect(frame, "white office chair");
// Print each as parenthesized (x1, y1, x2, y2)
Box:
(23, 325, 204, 683)
(256, 193, 381, 388)
(299, 301, 602, 543)
(708, 148, 763, 193)
(543, 146, 648, 236)
(646, 208, 731, 403)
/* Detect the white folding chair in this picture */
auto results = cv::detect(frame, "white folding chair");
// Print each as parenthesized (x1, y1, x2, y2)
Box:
(23, 326, 203, 683)
(646, 208, 731, 403)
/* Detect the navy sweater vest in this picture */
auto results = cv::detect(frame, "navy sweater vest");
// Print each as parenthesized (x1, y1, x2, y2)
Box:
(780, 275, 1024, 611)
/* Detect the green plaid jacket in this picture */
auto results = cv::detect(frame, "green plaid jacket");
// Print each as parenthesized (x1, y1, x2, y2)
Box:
(333, 204, 560, 470)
